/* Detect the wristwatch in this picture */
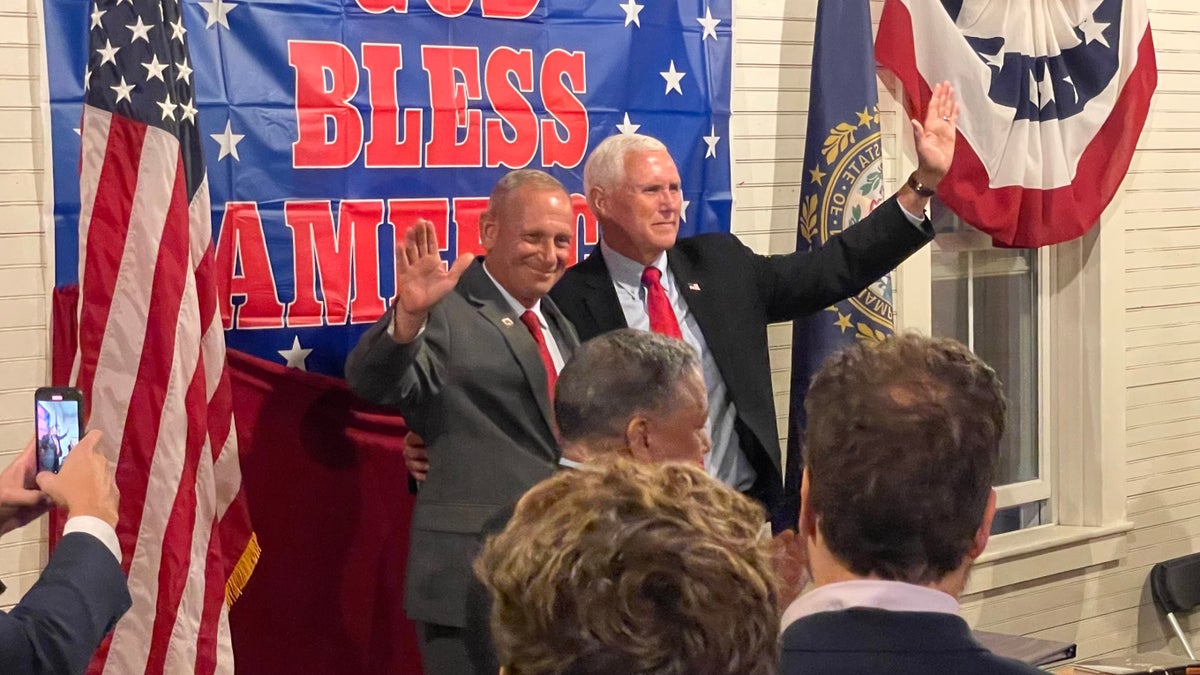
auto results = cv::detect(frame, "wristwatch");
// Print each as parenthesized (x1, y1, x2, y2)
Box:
(907, 172, 937, 197)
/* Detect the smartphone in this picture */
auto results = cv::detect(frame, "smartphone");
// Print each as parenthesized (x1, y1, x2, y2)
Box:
(34, 387, 84, 474)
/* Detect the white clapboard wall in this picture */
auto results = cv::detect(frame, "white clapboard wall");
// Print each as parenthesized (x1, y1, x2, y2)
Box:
(735, 0, 1200, 660)
(0, 0, 50, 609)
(2, 0, 1199, 658)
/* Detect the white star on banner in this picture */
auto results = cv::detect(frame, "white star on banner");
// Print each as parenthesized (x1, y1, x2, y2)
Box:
(111, 76, 135, 104)
(703, 126, 720, 158)
(199, 0, 239, 30)
(660, 60, 686, 95)
(618, 0, 643, 27)
(97, 39, 120, 67)
(615, 113, 640, 135)
(143, 54, 169, 82)
(90, 6, 106, 30)
(981, 49, 1004, 69)
(697, 7, 720, 41)
(1077, 14, 1111, 48)
(278, 336, 313, 371)
(127, 16, 153, 43)
(680, 199, 691, 223)
(157, 95, 177, 121)
(211, 119, 246, 161)
(1029, 68, 1055, 109)
(176, 58, 194, 84)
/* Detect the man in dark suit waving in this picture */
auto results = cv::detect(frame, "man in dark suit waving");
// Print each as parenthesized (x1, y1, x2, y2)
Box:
(346, 169, 579, 672)
(549, 82, 960, 530)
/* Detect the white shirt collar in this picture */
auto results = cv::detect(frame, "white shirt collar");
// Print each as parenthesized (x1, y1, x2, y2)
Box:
(599, 239, 669, 292)
(482, 260, 544, 321)
(780, 579, 960, 632)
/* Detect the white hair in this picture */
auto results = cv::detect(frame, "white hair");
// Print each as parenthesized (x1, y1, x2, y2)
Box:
(582, 133, 668, 196)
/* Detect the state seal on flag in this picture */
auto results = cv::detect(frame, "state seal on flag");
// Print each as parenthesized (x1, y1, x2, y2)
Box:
(798, 106, 894, 340)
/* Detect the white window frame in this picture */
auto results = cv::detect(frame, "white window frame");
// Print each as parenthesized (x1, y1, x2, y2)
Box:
(887, 82, 1131, 595)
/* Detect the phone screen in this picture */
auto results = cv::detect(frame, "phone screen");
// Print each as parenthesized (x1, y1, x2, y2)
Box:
(35, 393, 82, 474)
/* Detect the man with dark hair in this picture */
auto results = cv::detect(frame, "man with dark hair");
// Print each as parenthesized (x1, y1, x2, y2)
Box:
(476, 460, 779, 675)
(548, 83, 960, 530)
(463, 328, 710, 673)
(346, 169, 579, 672)
(780, 332, 1042, 674)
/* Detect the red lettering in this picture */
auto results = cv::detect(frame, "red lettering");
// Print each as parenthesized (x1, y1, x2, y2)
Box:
(570, 192, 598, 266)
(289, 41, 363, 168)
(285, 200, 388, 327)
(484, 48, 538, 169)
(480, 0, 538, 19)
(362, 43, 423, 168)
(355, 0, 407, 11)
(452, 197, 489, 259)
(423, 46, 483, 168)
(427, 0, 471, 16)
(215, 202, 285, 330)
(540, 49, 588, 168)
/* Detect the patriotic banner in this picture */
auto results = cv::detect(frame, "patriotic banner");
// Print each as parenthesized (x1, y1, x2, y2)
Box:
(42, 1, 733, 672)
(877, 0, 1157, 247)
(783, 0, 892, 523)
(46, 0, 734, 379)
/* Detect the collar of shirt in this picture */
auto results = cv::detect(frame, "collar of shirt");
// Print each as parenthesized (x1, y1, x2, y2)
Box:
(779, 579, 960, 632)
(482, 260, 546, 323)
(599, 238, 670, 300)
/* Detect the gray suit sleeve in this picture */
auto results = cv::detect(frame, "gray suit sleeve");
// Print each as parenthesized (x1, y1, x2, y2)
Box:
(345, 305, 451, 424)
(0, 532, 132, 675)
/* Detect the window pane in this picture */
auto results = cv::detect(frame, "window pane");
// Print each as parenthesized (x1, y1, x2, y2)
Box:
(929, 200, 1038, 487)
(990, 499, 1049, 536)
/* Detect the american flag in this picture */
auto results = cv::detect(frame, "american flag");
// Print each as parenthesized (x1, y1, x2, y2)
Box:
(74, 0, 257, 673)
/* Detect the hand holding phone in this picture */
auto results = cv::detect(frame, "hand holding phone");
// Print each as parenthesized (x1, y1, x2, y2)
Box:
(35, 387, 84, 475)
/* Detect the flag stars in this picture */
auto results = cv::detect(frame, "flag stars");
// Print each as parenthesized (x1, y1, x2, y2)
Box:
(278, 336, 313, 371)
(808, 166, 827, 186)
(126, 16, 152, 43)
(199, 0, 238, 30)
(619, 0, 643, 27)
(211, 119, 246, 161)
(1077, 13, 1111, 48)
(615, 112, 641, 135)
(697, 6, 720, 41)
(157, 95, 177, 121)
(176, 58, 193, 84)
(171, 17, 187, 42)
(702, 126, 720, 158)
(834, 312, 853, 332)
(90, 5, 106, 30)
(143, 54, 168, 82)
(83, 65, 93, 91)
(856, 108, 874, 127)
(97, 39, 120, 67)
(180, 98, 198, 124)
(660, 60, 686, 95)
(110, 76, 135, 104)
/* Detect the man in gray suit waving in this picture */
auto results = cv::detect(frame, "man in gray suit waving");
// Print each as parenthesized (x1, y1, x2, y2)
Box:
(346, 169, 578, 672)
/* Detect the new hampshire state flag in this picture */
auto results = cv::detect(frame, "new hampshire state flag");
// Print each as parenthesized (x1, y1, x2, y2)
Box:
(784, 0, 895, 518)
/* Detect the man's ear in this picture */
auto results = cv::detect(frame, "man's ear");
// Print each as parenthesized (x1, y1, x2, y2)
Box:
(479, 210, 499, 252)
(589, 185, 608, 222)
(624, 416, 652, 463)
(967, 489, 997, 561)
(799, 469, 817, 539)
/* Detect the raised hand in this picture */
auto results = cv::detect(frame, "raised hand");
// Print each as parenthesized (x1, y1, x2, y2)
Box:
(391, 220, 475, 341)
(36, 430, 119, 528)
(0, 439, 51, 537)
(911, 81, 960, 186)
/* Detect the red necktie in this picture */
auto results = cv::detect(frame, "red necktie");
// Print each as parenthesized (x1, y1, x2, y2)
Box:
(641, 267, 682, 339)
(519, 310, 558, 401)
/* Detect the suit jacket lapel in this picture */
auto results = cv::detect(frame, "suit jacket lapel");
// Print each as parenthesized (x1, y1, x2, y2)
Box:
(668, 248, 721, 345)
(576, 247, 628, 333)
(460, 262, 558, 439)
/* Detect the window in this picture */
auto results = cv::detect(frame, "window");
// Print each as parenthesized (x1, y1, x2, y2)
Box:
(927, 198, 1048, 535)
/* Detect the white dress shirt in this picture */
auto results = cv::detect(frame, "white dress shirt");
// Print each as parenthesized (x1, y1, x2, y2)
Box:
(63, 515, 121, 563)
(482, 262, 566, 373)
